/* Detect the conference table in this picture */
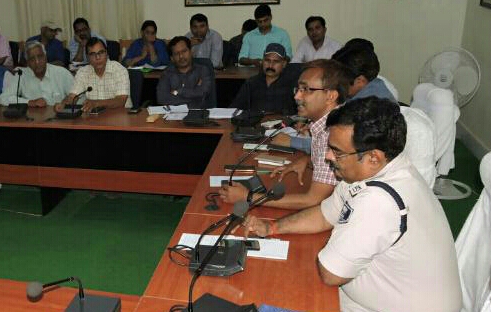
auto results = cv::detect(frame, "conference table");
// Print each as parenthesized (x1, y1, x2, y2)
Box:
(0, 106, 339, 311)
(142, 65, 259, 80)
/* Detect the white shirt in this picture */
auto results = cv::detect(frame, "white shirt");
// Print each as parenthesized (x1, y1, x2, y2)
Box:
(318, 154, 462, 312)
(0, 64, 74, 105)
(291, 34, 341, 63)
(71, 60, 131, 107)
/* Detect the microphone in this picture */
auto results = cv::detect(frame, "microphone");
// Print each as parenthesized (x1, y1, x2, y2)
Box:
(56, 86, 92, 119)
(26, 276, 121, 312)
(248, 182, 285, 208)
(228, 118, 296, 185)
(15, 69, 23, 107)
(71, 86, 93, 114)
(3, 69, 29, 119)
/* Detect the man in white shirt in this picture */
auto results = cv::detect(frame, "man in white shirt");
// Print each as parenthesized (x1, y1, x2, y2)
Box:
(56, 37, 130, 112)
(0, 41, 73, 107)
(185, 13, 223, 68)
(292, 16, 341, 63)
(242, 97, 462, 312)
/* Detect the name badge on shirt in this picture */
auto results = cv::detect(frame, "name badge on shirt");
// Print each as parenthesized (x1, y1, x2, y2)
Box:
(348, 181, 366, 198)
(338, 201, 353, 224)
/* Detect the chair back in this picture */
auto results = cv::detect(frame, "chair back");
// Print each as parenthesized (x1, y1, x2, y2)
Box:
(455, 152, 491, 312)
(106, 40, 121, 61)
(411, 83, 459, 175)
(193, 57, 217, 108)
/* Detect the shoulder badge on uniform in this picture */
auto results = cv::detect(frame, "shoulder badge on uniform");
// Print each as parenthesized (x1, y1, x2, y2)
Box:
(348, 181, 366, 198)
(338, 201, 354, 224)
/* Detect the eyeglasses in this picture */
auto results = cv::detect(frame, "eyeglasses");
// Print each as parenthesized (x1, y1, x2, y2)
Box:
(88, 50, 106, 58)
(293, 86, 329, 95)
(325, 146, 368, 162)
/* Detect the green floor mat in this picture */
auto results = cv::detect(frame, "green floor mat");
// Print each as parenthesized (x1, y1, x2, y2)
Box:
(0, 190, 187, 295)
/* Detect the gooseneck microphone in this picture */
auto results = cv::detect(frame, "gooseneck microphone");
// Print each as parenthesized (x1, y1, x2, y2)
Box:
(228, 118, 296, 185)
(26, 276, 121, 312)
(71, 86, 93, 114)
(27, 276, 84, 302)
(15, 69, 23, 107)
(187, 182, 285, 312)
(2, 69, 29, 119)
(56, 86, 92, 119)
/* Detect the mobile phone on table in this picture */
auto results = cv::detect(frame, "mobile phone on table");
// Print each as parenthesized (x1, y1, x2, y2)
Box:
(89, 107, 106, 115)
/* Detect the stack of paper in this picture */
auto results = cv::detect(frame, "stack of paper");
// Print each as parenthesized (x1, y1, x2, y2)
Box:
(208, 108, 240, 119)
(178, 233, 289, 260)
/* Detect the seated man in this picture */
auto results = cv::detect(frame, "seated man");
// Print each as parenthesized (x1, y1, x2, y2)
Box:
(123, 20, 170, 68)
(242, 97, 462, 312)
(69, 17, 106, 63)
(0, 30, 13, 93)
(291, 16, 341, 63)
(239, 4, 292, 67)
(220, 59, 352, 210)
(185, 13, 223, 69)
(228, 19, 257, 65)
(229, 43, 297, 114)
(56, 38, 130, 112)
(27, 20, 65, 67)
(0, 41, 73, 106)
(156, 36, 213, 109)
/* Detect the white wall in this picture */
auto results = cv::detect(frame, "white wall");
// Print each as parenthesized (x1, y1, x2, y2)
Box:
(143, 0, 467, 103)
(0, 0, 20, 40)
(459, 0, 491, 155)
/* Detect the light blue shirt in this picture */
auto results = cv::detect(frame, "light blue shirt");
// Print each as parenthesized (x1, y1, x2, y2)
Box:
(238, 25, 292, 60)
(185, 29, 223, 68)
(69, 31, 107, 63)
(0, 64, 74, 105)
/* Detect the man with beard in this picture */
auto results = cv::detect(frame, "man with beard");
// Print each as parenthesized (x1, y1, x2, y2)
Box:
(156, 36, 213, 108)
(292, 16, 342, 63)
(240, 97, 462, 312)
(220, 59, 351, 210)
(0, 41, 73, 106)
(69, 17, 106, 63)
(229, 43, 297, 114)
(27, 20, 65, 66)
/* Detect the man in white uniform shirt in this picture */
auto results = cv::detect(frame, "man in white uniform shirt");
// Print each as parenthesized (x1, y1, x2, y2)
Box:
(56, 37, 130, 112)
(0, 41, 73, 106)
(242, 97, 462, 312)
(291, 16, 341, 63)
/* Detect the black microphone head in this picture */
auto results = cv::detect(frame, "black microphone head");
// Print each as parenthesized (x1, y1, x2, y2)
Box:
(269, 182, 286, 200)
(87, 86, 93, 92)
(233, 201, 249, 218)
(26, 281, 43, 301)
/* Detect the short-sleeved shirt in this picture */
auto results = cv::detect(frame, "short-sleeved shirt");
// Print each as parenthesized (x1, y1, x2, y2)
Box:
(229, 72, 297, 114)
(26, 35, 65, 65)
(238, 25, 292, 60)
(122, 38, 170, 67)
(0, 63, 73, 105)
(69, 31, 106, 63)
(71, 60, 131, 107)
(185, 29, 223, 68)
(310, 113, 337, 185)
(0, 33, 13, 67)
(291, 34, 341, 63)
(318, 154, 462, 312)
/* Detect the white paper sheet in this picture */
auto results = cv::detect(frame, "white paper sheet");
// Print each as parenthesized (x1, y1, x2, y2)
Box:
(178, 233, 289, 260)
(209, 175, 252, 187)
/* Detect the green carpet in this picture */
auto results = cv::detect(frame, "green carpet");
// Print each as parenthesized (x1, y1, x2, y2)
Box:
(0, 190, 187, 295)
(440, 140, 484, 239)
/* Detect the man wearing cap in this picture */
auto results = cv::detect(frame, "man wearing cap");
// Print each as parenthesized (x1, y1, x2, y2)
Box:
(229, 43, 296, 114)
(239, 4, 292, 67)
(27, 20, 65, 67)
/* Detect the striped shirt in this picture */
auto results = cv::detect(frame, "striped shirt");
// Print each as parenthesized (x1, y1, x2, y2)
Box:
(310, 113, 337, 185)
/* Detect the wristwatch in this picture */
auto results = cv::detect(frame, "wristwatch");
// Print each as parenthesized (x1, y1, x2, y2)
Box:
(171, 90, 178, 96)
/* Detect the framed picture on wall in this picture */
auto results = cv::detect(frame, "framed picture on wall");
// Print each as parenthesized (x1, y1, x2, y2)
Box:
(185, 0, 280, 6)
(481, 0, 491, 9)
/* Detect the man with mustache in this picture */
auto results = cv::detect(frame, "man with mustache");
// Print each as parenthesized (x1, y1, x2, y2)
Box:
(229, 43, 297, 114)
(240, 97, 462, 312)
(220, 59, 352, 210)
(69, 17, 106, 63)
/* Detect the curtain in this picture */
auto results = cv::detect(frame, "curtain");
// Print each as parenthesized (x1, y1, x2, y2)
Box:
(16, 0, 142, 42)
